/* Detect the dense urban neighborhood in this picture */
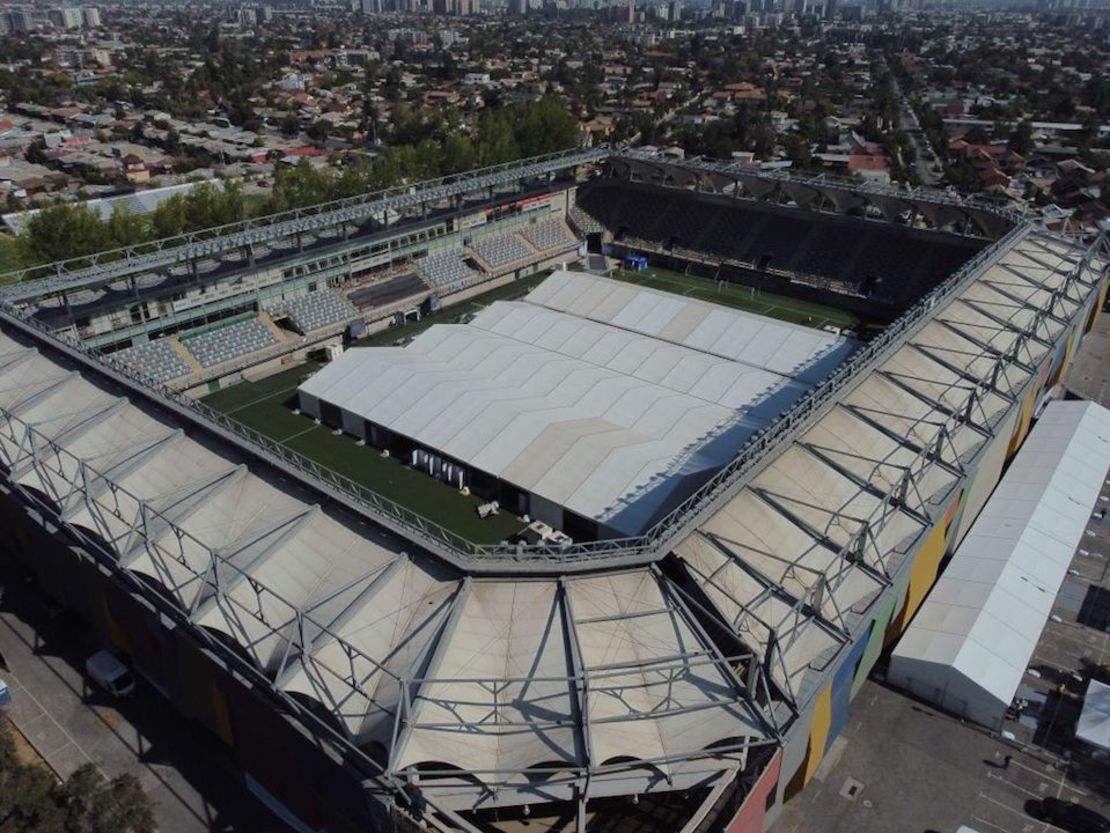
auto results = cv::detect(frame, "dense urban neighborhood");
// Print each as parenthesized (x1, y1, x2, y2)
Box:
(0, 4, 1109, 833)
(0, 0, 1105, 267)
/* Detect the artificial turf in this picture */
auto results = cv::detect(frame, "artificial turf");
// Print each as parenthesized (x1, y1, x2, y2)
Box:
(201, 265, 865, 546)
(202, 357, 526, 545)
(606, 266, 862, 330)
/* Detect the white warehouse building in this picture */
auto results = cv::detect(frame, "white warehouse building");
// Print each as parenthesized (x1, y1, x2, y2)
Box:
(888, 400, 1110, 729)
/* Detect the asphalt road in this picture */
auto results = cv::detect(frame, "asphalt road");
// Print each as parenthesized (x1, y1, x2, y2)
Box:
(891, 77, 943, 187)
(0, 554, 290, 833)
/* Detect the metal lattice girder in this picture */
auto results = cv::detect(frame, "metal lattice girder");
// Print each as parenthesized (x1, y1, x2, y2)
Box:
(0, 202, 1101, 573)
(0, 208, 1102, 830)
(667, 223, 1100, 712)
(615, 148, 1026, 234)
(674, 532, 847, 709)
(383, 568, 776, 811)
(0, 147, 608, 302)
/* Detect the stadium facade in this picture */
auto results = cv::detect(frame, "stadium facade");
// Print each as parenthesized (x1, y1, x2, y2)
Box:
(0, 148, 1106, 833)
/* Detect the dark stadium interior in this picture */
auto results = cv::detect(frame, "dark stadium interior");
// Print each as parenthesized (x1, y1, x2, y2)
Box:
(574, 179, 988, 314)
(347, 271, 428, 310)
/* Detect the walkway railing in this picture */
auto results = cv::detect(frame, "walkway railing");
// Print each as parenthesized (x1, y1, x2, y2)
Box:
(0, 218, 1039, 571)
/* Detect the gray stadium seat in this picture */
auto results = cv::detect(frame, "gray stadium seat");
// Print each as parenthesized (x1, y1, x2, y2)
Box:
(182, 317, 279, 369)
(414, 249, 482, 294)
(520, 218, 577, 253)
(268, 289, 357, 333)
(114, 338, 191, 384)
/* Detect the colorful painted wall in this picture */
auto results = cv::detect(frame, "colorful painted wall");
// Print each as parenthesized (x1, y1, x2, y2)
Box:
(773, 284, 1105, 817)
(952, 406, 1019, 547)
(887, 491, 962, 639)
(725, 750, 783, 833)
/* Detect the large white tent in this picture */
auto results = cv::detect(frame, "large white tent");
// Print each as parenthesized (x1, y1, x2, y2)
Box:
(889, 400, 1110, 729)
(299, 272, 856, 535)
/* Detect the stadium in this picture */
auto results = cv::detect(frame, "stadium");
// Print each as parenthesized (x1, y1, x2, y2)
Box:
(0, 146, 1106, 833)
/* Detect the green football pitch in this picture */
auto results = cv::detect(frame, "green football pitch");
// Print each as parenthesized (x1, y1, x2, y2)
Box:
(606, 266, 861, 330)
(203, 362, 528, 545)
(201, 264, 865, 544)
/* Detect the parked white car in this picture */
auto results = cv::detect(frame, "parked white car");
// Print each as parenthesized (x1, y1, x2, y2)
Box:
(84, 650, 135, 697)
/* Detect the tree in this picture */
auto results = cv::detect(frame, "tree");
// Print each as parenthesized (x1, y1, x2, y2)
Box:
(17, 203, 109, 266)
(279, 113, 300, 138)
(163, 128, 181, 155)
(59, 765, 155, 833)
(964, 125, 991, 145)
(106, 207, 146, 250)
(0, 723, 63, 830)
(1008, 119, 1034, 157)
(477, 112, 519, 166)
(440, 131, 477, 175)
(306, 120, 330, 143)
(25, 141, 47, 165)
(150, 193, 189, 239)
(0, 724, 155, 833)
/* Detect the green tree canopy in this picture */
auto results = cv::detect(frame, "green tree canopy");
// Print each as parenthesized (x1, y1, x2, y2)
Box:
(0, 723, 155, 833)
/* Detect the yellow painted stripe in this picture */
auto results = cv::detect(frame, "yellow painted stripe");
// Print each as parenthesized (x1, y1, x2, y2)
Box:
(211, 684, 235, 747)
(1007, 387, 1036, 458)
(801, 683, 833, 784)
(889, 519, 948, 637)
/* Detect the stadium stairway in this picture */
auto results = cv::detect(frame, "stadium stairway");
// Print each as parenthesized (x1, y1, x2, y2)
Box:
(168, 338, 203, 374)
(517, 234, 541, 257)
(258, 310, 289, 343)
(465, 249, 495, 274)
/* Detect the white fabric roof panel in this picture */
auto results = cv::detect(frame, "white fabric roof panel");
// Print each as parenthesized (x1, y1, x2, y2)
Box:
(13, 403, 178, 514)
(693, 486, 887, 618)
(467, 302, 811, 412)
(842, 373, 986, 466)
(889, 400, 1110, 727)
(565, 570, 766, 772)
(279, 559, 460, 746)
(391, 571, 769, 785)
(300, 272, 856, 534)
(394, 580, 582, 777)
(191, 509, 402, 670)
(670, 229, 1088, 712)
(0, 324, 779, 802)
(674, 532, 845, 699)
(527, 272, 855, 384)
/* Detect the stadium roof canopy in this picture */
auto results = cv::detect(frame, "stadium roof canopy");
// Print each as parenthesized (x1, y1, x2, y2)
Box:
(889, 400, 1110, 728)
(673, 228, 1098, 711)
(0, 326, 776, 814)
(298, 271, 857, 536)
